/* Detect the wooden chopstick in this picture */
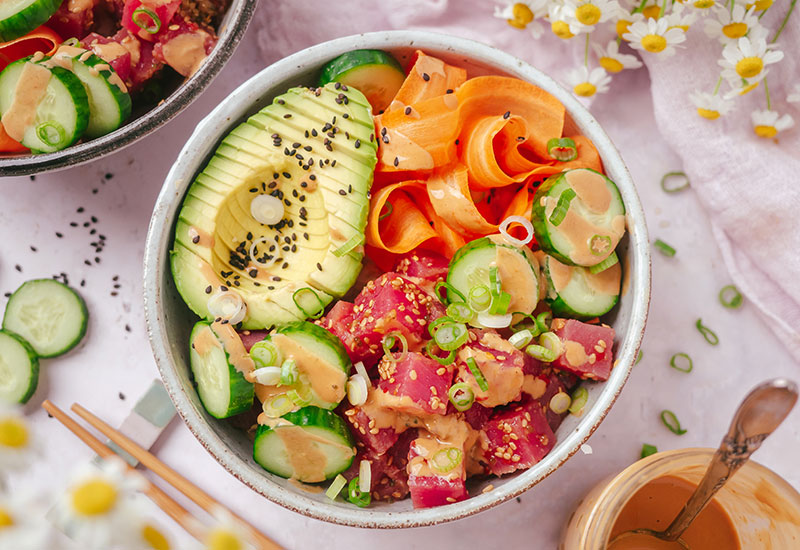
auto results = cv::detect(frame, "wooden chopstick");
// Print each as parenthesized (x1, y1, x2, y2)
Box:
(42, 400, 204, 540)
(70, 402, 281, 550)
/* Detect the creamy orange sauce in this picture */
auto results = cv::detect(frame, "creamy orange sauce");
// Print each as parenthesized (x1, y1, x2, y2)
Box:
(457, 346, 523, 407)
(161, 32, 208, 77)
(380, 126, 434, 170)
(188, 225, 215, 248)
(1, 62, 50, 141)
(609, 475, 740, 550)
(413, 53, 447, 80)
(92, 41, 127, 63)
(564, 340, 593, 367)
(544, 196, 625, 266)
(271, 333, 346, 405)
(275, 425, 330, 483)
(120, 34, 141, 67)
(587, 261, 621, 295)
(408, 433, 463, 480)
(192, 325, 221, 355)
(566, 168, 611, 213)
(210, 320, 255, 375)
(521, 375, 546, 398)
(495, 241, 538, 314)
(547, 255, 573, 292)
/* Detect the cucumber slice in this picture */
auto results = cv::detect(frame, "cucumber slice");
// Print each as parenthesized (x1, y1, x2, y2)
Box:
(532, 168, 626, 267)
(447, 236, 539, 317)
(69, 51, 132, 138)
(2, 279, 88, 358)
(0, 58, 89, 153)
(253, 406, 355, 482)
(542, 255, 620, 319)
(318, 49, 405, 112)
(189, 321, 254, 419)
(0, 330, 39, 404)
(0, 0, 61, 42)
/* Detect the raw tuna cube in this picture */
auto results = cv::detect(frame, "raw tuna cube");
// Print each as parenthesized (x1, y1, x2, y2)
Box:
(482, 398, 556, 475)
(47, 0, 96, 40)
(344, 407, 399, 455)
(462, 403, 492, 430)
(342, 429, 415, 501)
(408, 474, 468, 508)
(378, 352, 452, 416)
(453, 330, 526, 408)
(394, 249, 449, 290)
(82, 32, 133, 83)
(236, 330, 269, 353)
(152, 15, 215, 77)
(552, 319, 615, 381)
(122, 0, 182, 41)
(317, 300, 378, 366)
(121, 29, 163, 90)
(537, 371, 568, 432)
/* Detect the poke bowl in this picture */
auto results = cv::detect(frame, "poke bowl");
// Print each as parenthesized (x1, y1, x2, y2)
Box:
(0, 0, 256, 176)
(143, 30, 651, 528)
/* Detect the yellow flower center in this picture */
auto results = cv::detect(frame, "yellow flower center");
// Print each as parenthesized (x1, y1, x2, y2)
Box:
(738, 81, 759, 95)
(0, 418, 28, 449)
(642, 5, 662, 18)
(697, 108, 721, 119)
(616, 19, 633, 39)
(669, 24, 690, 31)
(142, 524, 171, 550)
(693, 0, 715, 7)
(722, 22, 748, 38)
(551, 20, 574, 39)
(0, 507, 14, 529)
(71, 479, 118, 517)
(736, 56, 763, 78)
(512, 3, 534, 24)
(574, 82, 597, 97)
(207, 529, 243, 550)
(641, 34, 668, 53)
(746, 0, 772, 9)
(599, 56, 625, 72)
(576, 3, 602, 25)
(754, 125, 777, 138)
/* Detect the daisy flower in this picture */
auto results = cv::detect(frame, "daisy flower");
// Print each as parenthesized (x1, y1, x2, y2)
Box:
(624, 17, 687, 57)
(690, 0, 717, 9)
(592, 40, 643, 73)
(787, 83, 800, 103)
(751, 109, 794, 139)
(129, 518, 174, 550)
(723, 78, 762, 99)
(641, 3, 663, 20)
(0, 491, 52, 550)
(561, 0, 621, 34)
(51, 457, 145, 550)
(719, 37, 783, 84)
(689, 91, 735, 119)
(745, 0, 772, 10)
(704, 5, 761, 44)
(196, 507, 256, 550)
(615, 12, 644, 40)
(665, 2, 698, 31)
(0, 404, 36, 473)
(567, 66, 612, 97)
(549, 4, 577, 39)
(493, 1, 548, 38)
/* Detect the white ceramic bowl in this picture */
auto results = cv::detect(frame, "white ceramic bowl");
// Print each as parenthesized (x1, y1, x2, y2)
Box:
(143, 30, 651, 528)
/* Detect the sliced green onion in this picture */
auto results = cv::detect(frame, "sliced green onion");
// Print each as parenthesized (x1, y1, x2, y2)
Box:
(428, 316, 450, 338)
(589, 251, 619, 274)
(489, 266, 502, 296)
(425, 340, 456, 366)
(569, 386, 588, 415)
(669, 353, 693, 373)
(287, 385, 312, 407)
(347, 373, 369, 406)
(660, 410, 687, 435)
(333, 233, 364, 258)
(466, 357, 489, 392)
(326, 474, 348, 500)
(252, 366, 282, 386)
(489, 291, 511, 315)
(132, 6, 161, 34)
(508, 329, 533, 349)
(292, 287, 326, 319)
(434, 281, 467, 305)
(280, 359, 299, 386)
(549, 188, 577, 226)
(382, 331, 408, 362)
(660, 171, 690, 193)
(653, 239, 676, 257)
(446, 302, 474, 324)
(379, 201, 393, 221)
(433, 322, 469, 351)
(448, 382, 474, 411)
(527, 331, 561, 363)
(476, 311, 512, 329)
(546, 137, 578, 162)
(589, 234, 613, 256)
(635, 350, 643, 365)
(347, 476, 371, 507)
(549, 392, 571, 414)
(36, 121, 66, 148)
(695, 318, 719, 346)
(359, 460, 371, 493)
(250, 340, 281, 368)
(431, 447, 463, 473)
(535, 311, 552, 334)
(718, 285, 743, 309)
(263, 394, 294, 418)
(641, 443, 658, 458)
(62, 37, 80, 46)
(354, 361, 371, 389)
(468, 285, 492, 312)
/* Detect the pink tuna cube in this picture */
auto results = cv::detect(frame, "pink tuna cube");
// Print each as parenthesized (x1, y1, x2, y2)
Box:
(482, 398, 556, 475)
(378, 352, 452, 416)
(551, 319, 615, 381)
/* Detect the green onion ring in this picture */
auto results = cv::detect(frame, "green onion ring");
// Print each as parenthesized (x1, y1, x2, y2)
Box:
(589, 251, 619, 274)
(292, 287, 326, 319)
(468, 285, 492, 312)
(718, 285, 743, 309)
(589, 234, 613, 256)
(635, 350, 643, 365)
(448, 382, 474, 411)
(333, 233, 364, 257)
(431, 447, 464, 473)
(660, 171, 690, 193)
(382, 331, 408, 362)
(446, 302, 474, 323)
(425, 340, 456, 366)
(488, 291, 511, 315)
(465, 357, 489, 392)
(379, 201, 393, 221)
(326, 474, 348, 500)
(347, 477, 371, 507)
(640, 443, 658, 458)
(549, 188, 577, 226)
(249, 340, 281, 368)
(434, 281, 467, 305)
(36, 121, 66, 148)
(660, 410, 687, 435)
(547, 137, 578, 162)
(132, 6, 161, 34)
(427, 316, 451, 338)
(489, 266, 502, 296)
(433, 321, 469, 351)
(569, 386, 588, 415)
(669, 352, 693, 373)
(535, 311, 552, 334)
(279, 359, 299, 386)
(695, 318, 719, 345)
(653, 239, 676, 257)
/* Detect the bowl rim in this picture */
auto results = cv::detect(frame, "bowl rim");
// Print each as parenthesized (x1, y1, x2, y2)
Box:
(143, 30, 651, 529)
(0, 0, 257, 177)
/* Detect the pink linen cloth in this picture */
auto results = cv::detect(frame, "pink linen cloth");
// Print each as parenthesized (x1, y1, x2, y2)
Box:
(254, 1, 800, 361)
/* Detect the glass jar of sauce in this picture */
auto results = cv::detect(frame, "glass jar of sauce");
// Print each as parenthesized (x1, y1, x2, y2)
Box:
(560, 448, 800, 550)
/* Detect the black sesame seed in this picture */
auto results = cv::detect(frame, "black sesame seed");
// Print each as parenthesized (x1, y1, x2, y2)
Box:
(405, 106, 412, 115)
(192, 235, 200, 244)
(339, 189, 347, 196)
(382, 135, 390, 144)
(277, 98, 285, 105)
(317, 263, 323, 271)
(282, 262, 289, 269)
(283, 114, 292, 118)
(422, 72, 430, 81)
(205, 285, 212, 294)
(14, 264, 21, 272)
(303, 232, 309, 240)
(30, 246, 37, 252)
(91, 216, 98, 223)
(455, 139, 460, 145)
(503, 111, 511, 119)
(282, 172, 291, 179)
(56, 232, 63, 238)
(394, 157, 400, 167)
(355, 139, 361, 148)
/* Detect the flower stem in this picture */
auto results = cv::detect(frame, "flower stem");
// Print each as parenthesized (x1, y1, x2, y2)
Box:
(661, 0, 668, 17)
(764, 76, 771, 110)
(730, 0, 734, 15)
(771, 0, 797, 42)
(632, 0, 648, 14)
(584, 33, 590, 66)
(713, 76, 723, 95)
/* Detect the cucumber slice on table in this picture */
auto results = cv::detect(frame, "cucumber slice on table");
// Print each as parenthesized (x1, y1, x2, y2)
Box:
(2, 279, 88, 358)
(542, 254, 621, 319)
(69, 51, 132, 138)
(0, 0, 61, 42)
(189, 320, 254, 419)
(0, 58, 89, 153)
(253, 406, 355, 482)
(0, 330, 39, 404)
(319, 49, 405, 112)
(532, 168, 626, 268)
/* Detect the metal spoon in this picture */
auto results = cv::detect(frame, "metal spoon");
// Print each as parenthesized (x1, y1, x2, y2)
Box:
(609, 378, 798, 549)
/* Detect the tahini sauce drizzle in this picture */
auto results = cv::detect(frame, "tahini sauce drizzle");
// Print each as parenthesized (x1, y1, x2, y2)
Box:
(161, 32, 209, 77)
(270, 333, 346, 405)
(1, 63, 50, 142)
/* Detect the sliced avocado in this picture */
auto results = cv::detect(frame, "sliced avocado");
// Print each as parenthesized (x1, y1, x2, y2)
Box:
(171, 83, 378, 330)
